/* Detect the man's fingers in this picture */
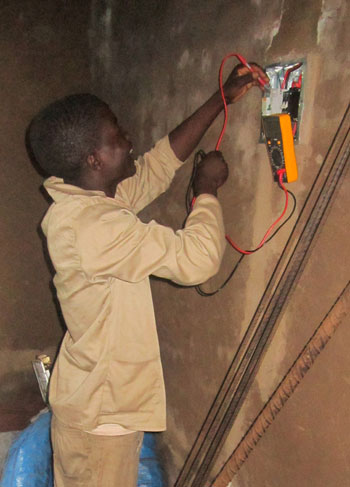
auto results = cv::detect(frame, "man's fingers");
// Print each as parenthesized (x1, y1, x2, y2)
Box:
(234, 71, 255, 87)
(248, 62, 269, 82)
(233, 62, 269, 84)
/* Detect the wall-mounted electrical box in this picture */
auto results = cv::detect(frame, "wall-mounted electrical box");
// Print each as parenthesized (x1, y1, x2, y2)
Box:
(261, 60, 306, 142)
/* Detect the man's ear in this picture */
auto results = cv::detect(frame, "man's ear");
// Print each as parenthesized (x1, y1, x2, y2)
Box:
(86, 152, 102, 171)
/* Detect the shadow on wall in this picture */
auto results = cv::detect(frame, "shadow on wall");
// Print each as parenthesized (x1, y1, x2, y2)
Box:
(0, 431, 19, 477)
(25, 124, 67, 337)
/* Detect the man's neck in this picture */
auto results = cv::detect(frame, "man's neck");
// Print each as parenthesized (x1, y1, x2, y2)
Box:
(65, 175, 117, 198)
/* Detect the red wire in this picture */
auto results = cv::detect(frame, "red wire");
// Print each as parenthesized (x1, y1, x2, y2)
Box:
(216, 53, 233, 151)
(216, 53, 268, 151)
(217, 53, 262, 151)
(281, 62, 302, 90)
(225, 170, 289, 254)
(215, 53, 290, 255)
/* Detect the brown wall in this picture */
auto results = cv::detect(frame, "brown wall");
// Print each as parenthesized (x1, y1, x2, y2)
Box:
(88, 0, 350, 485)
(1, 1, 349, 485)
(0, 0, 91, 430)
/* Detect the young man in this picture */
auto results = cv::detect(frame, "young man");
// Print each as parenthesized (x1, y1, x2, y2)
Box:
(28, 63, 267, 487)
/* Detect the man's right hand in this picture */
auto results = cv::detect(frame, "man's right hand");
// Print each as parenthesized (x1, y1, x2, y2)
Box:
(193, 151, 229, 197)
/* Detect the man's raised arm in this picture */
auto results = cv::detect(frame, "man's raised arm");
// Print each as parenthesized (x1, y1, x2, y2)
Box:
(168, 63, 268, 161)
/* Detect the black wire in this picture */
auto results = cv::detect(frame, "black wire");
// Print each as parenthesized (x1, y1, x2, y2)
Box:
(186, 150, 298, 297)
(243, 187, 297, 253)
(185, 150, 206, 214)
(195, 187, 296, 297)
(195, 254, 245, 297)
(183, 150, 205, 228)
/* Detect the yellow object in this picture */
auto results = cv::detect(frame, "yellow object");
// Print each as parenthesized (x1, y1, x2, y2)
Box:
(262, 113, 298, 183)
(279, 114, 298, 182)
(37, 354, 52, 367)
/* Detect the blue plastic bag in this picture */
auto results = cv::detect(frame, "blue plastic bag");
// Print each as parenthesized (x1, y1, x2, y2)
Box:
(1, 411, 163, 486)
(0, 411, 53, 487)
(138, 433, 164, 487)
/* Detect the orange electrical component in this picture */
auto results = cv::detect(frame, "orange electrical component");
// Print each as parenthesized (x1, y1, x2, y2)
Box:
(262, 113, 298, 183)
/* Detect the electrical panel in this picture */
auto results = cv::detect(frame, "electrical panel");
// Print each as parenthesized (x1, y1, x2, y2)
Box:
(261, 60, 306, 141)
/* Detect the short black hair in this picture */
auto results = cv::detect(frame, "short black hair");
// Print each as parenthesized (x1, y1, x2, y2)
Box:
(27, 93, 110, 180)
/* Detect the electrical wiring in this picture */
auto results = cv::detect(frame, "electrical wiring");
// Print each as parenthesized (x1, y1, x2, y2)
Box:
(225, 169, 289, 255)
(281, 62, 302, 90)
(218, 54, 293, 255)
(195, 254, 245, 297)
(216, 53, 267, 151)
(192, 166, 297, 297)
(186, 52, 298, 296)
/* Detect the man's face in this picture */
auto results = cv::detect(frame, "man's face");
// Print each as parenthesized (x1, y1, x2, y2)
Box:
(95, 110, 136, 185)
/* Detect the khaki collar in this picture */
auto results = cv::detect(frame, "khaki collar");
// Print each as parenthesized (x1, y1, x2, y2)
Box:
(43, 176, 108, 202)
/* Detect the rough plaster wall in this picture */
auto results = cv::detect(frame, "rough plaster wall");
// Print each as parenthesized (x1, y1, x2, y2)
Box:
(88, 0, 350, 485)
(2, 1, 347, 483)
(0, 1, 91, 431)
(229, 165, 350, 487)
(217, 2, 350, 485)
(89, 0, 350, 484)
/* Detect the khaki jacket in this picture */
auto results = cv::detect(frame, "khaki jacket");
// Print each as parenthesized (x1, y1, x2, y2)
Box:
(42, 136, 225, 431)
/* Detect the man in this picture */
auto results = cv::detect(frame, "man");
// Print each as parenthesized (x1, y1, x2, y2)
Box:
(28, 62, 267, 486)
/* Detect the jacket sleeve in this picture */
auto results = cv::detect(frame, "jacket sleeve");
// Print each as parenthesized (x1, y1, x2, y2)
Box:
(75, 195, 226, 286)
(116, 136, 183, 214)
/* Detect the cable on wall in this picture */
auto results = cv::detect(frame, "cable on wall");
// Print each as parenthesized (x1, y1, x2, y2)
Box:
(213, 280, 350, 486)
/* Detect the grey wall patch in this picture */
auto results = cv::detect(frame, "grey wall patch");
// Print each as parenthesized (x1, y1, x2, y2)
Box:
(317, 0, 346, 46)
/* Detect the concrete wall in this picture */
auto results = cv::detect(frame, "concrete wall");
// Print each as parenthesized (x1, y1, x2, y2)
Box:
(1, 1, 349, 485)
(89, 0, 349, 485)
(0, 0, 91, 431)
